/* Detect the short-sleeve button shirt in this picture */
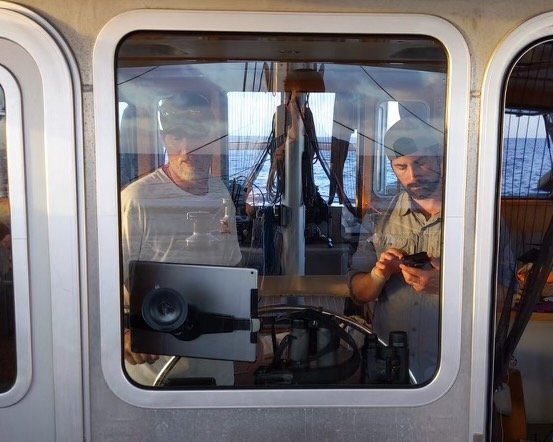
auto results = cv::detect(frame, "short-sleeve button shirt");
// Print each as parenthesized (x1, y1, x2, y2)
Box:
(348, 192, 441, 382)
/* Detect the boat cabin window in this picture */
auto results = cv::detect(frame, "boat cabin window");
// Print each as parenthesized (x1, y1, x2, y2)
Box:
(493, 39, 553, 437)
(115, 30, 449, 390)
(0, 85, 15, 393)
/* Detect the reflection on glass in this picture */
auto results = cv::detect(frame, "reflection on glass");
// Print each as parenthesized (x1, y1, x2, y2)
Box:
(492, 40, 553, 439)
(350, 115, 444, 383)
(116, 33, 447, 388)
(0, 85, 15, 393)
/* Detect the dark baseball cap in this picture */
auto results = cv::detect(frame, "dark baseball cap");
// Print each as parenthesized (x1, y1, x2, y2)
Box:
(159, 91, 213, 139)
(384, 117, 443, 160)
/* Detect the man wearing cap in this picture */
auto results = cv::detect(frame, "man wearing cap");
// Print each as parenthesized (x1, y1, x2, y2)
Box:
(120, 91, 242, 386)
(348, 117, 443, 383)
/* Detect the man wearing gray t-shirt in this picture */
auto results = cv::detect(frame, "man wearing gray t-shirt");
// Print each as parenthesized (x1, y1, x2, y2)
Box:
(121, 91, 241, 386)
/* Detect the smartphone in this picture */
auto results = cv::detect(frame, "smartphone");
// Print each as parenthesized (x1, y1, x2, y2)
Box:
(402, 252, 430, 268)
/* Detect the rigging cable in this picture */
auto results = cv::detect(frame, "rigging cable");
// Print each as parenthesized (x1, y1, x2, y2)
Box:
(299, 95, 357, 216)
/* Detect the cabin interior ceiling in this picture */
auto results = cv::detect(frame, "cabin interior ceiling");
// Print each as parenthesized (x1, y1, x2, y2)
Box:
(506, 42, 553, 112)
(117, 33, 446, 68)
(115, 33, 447, 100)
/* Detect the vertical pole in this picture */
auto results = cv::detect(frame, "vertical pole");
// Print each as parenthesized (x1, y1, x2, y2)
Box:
(282, 93, 305, 278)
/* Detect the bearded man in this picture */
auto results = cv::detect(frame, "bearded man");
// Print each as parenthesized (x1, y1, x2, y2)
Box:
(348, 117, 444, 383)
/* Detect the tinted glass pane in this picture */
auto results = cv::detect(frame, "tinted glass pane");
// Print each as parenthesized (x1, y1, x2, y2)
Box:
(0, 85, 15, 393)
(493, 39, 553, 440)
(116, 32, 447, 388)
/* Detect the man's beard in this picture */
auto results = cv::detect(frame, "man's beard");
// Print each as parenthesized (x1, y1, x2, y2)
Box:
(177, 155, 211, 181)
(404, 177, 441, 200)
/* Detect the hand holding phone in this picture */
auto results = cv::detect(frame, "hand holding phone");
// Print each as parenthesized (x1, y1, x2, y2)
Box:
(402, 252, 430, 268)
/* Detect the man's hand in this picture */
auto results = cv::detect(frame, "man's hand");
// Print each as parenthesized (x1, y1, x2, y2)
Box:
(373, 247, 405, 281)
(124, 329, 159, 365)
(399, 257, 441, 294)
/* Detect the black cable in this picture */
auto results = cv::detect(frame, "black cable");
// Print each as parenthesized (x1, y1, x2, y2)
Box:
(242, 62, 248, 92)
(117, 66, 159, 86)
(300, 101, 357, 215)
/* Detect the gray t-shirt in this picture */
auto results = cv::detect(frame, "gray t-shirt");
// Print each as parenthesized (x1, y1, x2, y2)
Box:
(121, 168, 242, 282)
(120, 168, 242, 386)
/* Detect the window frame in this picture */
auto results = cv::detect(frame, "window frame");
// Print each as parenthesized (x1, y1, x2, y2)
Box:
(472, 11, 553, 437)
(0, 65, 31, 407)
(94, 10, 470, 408)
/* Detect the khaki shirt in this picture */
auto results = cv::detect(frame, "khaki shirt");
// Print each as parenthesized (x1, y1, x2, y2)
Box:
(348, 192, 441, 382)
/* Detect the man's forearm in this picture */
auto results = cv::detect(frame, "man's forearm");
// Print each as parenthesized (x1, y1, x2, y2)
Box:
(350, 269, 387, 304)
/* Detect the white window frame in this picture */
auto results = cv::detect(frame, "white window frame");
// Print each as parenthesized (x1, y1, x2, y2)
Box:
(0, 66, 31, 407)
(0, 4, 84, 438)
(472, 11, 553, 437)
(94, 10, 470, 408)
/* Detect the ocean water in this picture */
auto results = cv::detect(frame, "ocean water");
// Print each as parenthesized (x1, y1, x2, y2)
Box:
(227, 142, 358, 205)
(502, 138, 553, 197)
